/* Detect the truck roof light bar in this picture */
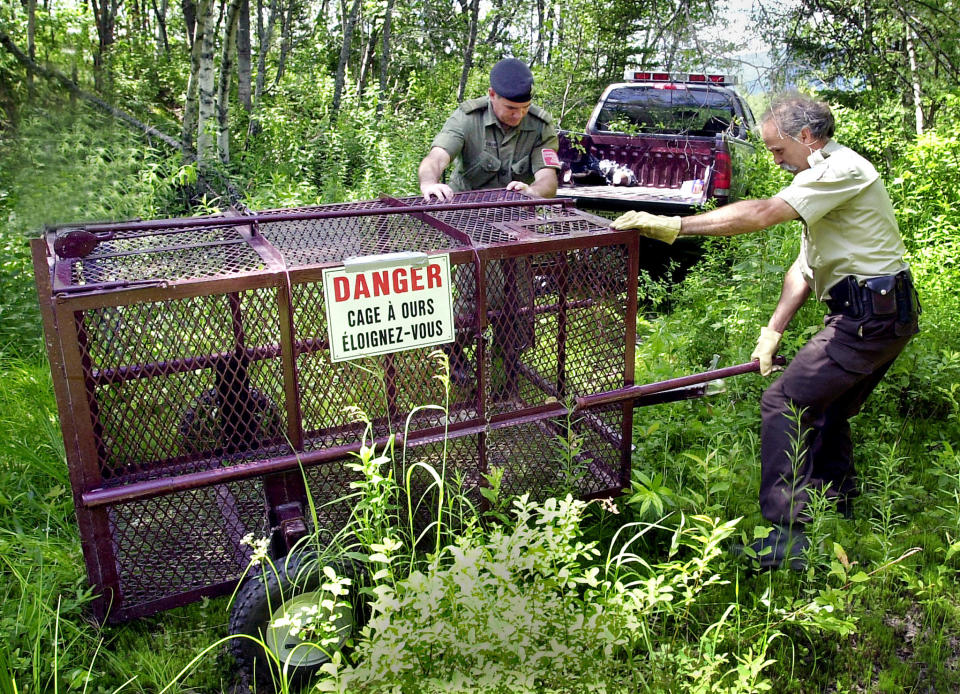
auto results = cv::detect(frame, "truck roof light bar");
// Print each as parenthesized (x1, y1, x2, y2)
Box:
(623, 69, 738, 85)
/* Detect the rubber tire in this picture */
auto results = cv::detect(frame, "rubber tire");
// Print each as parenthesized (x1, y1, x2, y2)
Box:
(229, 553, 359, 692)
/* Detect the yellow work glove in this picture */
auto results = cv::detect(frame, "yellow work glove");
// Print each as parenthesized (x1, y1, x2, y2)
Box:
(609, 210, 682, 244)
(750, 327, 782, 377)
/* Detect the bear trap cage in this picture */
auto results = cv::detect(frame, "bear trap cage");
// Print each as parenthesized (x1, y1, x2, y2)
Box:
(33, 189, 762, 623)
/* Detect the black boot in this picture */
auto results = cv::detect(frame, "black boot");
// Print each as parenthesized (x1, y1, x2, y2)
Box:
(732, 523, 808, 571)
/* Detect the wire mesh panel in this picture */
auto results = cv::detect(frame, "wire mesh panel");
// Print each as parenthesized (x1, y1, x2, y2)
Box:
(33, 190, 640, 623)
(66, 224, 267, 287)
(78, 288, 290, 481)
(108, 479, 268, 619)
(259, 213, 461, 267)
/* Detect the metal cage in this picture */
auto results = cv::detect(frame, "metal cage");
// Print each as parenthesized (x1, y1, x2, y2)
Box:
(32, 189, 759, 623)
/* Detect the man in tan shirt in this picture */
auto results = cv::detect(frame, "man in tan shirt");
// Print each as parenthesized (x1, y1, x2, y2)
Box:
(611, 92, 919, 570)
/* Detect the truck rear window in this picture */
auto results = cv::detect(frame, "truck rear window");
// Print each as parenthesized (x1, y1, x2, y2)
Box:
(594, 86, 748, 138)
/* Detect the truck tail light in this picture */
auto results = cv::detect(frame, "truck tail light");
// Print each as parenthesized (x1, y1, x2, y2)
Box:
(712, 150, 732, 197)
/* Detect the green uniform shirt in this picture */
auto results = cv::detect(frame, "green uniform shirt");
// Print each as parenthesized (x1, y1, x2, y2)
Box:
(430, 96, 560, 192)
(776, 139, 908, 301)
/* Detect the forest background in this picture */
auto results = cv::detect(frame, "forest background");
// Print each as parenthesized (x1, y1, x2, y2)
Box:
(2, 0, 960, 691)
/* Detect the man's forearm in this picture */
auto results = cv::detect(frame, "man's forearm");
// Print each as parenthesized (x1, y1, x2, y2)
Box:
(418, 159, 443, 186)
(528, 168, 558, 198)
(680, 198, 799, 237)
(508, 168, 558, 198)
(768, 259, 811, 333)
(418, 148, 451, 186)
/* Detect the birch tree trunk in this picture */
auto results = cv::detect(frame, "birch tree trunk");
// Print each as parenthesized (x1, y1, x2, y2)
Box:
(217, 0, 242, 162)
(90, 0, 119, 90)
(196, 0, 218, 164)
(905, 24, 924, 135)
(533, 0, 545, 64)
(128, 0, 144, 49)
(377, 0, 394, 115)
(182, 0, 196, 48)
(182, 0, 213, 156)
(484, 0, 507, 50)
(356, 23, 377, 95)
(26, 0, 36, 91)
(237, 0, 252, 111)
(546, 1, 559, 65)
(332, 0, 362, 113)
(558, 21, 583, 124)
(275, 0, 297, 84)
(457, 0, 480, 102)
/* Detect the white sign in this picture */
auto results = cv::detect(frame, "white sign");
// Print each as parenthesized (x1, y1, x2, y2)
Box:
(322, 253, 454, 363)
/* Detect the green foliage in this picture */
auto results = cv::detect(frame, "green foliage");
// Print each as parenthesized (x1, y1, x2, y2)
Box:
(312, 486, 853, 693)
(232, 80, 447, 208)
(0, 101, 245, 692)
(759, 1, 960, 134)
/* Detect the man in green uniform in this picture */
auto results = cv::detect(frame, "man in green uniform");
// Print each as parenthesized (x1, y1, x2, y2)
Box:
(610, 92, 919, 570)
(418, 59, 562, 385)
(418, 58, 560, 200)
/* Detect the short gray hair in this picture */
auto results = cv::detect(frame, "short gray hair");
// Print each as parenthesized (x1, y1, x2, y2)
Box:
(760, 92, 835, 140)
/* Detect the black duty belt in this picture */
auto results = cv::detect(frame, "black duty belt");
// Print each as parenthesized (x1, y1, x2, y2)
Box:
(825, 272, 920, 334)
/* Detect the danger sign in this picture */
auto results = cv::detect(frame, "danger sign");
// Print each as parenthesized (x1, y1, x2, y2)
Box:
(322, 252, 454, 363)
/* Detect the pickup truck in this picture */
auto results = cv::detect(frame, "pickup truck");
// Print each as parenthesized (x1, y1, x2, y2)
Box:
(557, 72, 756, 216)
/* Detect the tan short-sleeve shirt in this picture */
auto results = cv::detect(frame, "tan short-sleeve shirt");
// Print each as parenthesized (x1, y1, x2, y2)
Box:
(775, 139, 908, 300)
(431, 97, 560, 192)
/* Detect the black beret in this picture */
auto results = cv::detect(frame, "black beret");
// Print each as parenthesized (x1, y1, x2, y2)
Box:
(489, 58, 533, 102)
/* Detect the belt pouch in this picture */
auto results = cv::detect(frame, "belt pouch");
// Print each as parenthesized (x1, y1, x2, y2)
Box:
(829, 276, 863, 318)
(863, 275, 897, 315)
(894, 273, 920, 335)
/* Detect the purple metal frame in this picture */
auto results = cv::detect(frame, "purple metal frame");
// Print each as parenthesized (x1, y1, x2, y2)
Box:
(33, 189, 763, 623)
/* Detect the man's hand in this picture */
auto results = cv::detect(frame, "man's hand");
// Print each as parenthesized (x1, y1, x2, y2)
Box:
(421, 182, 454, 202)
(418, 147, 454, 201)
(750, 327, 783, 377)
(506, 180, 534, 197)
(508, 167, 558, 199)
(609, 210, 681, 244)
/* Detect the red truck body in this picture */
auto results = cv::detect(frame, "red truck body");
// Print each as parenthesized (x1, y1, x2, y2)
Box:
(557, 73, 756, 216)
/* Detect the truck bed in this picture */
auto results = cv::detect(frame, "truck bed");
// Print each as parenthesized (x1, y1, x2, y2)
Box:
(557, 133, 715, 213)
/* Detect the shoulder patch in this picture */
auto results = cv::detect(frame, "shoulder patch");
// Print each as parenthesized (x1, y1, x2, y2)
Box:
(541, 148, 561, 168)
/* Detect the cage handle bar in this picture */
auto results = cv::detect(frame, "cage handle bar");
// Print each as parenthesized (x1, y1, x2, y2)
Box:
(575, 356, 787, 411)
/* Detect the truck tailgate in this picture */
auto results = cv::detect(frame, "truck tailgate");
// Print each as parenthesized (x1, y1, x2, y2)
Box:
(556, 183, 708, 210)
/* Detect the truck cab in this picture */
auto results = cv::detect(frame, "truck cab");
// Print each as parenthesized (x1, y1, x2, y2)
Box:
(557, 72, 756, 216)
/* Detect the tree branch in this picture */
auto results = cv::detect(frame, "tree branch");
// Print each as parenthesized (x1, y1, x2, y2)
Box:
(0, 31, 182, 152)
